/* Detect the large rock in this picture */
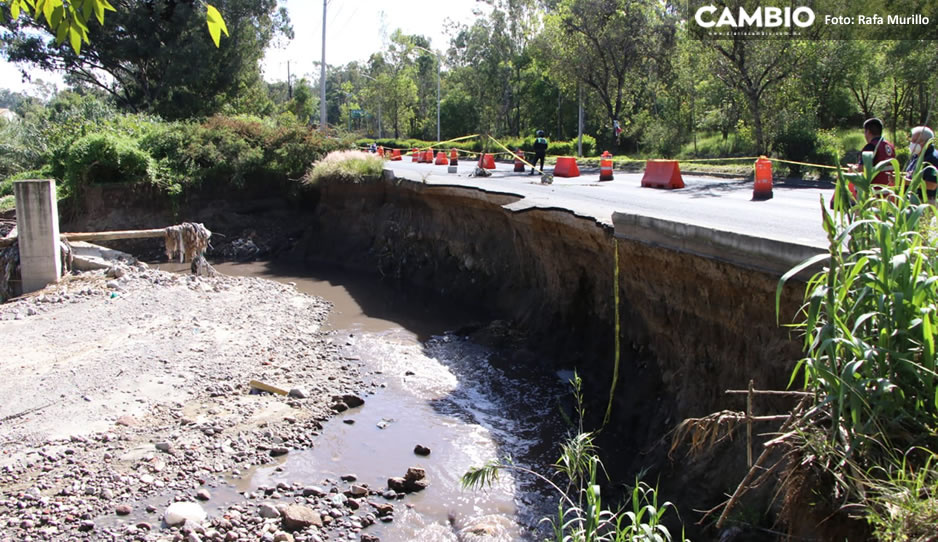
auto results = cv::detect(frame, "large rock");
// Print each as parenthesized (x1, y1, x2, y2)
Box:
(331, 394, 365, 408)
(404, 467, 425, 482)
(387, 477, 407, 493)
(281, 505, 322, 531)
(164, 502, 207, 526)
(369, 501, 394, 517)
(258, 503, 280, 519)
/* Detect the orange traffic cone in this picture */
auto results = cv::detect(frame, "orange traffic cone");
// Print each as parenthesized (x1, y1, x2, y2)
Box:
(599, 151, 614, 181)
(423, 149, 434, 163)
(435, 151, 449, 165)
(411, 147, 419, 162)
(391, 148, 402, 161)
(753, 156, 773, 200)
(450, 149, 458, 166)
(480, 154, 496, 169)
(513, 149, 525, 172)
(377, 146, 384, 158)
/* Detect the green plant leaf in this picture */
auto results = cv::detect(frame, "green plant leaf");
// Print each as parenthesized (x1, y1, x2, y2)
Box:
(777, 252, 831, 323)
(69, 24, 81, 54)
(205, 4, 228, 47)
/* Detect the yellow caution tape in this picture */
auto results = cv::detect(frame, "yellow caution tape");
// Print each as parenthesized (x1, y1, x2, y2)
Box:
(410, 134, 480, 154)
(487, 135, 538, 172)
(363, 133, 850, 173)
(768, 157, 843, 171)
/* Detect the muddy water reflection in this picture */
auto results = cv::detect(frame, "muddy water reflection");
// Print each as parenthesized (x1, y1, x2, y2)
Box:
(216, 261, 568, 541)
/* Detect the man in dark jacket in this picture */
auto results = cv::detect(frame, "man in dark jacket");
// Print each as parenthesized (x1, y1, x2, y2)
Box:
(905, 125, 938, 202)
(852, 118, 896, 185)
(530, 130, 548, 175)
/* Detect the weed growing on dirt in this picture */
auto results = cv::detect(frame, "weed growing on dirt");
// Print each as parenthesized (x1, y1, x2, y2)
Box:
(303, 150, 385, 185)
(462, 374, 689, 542)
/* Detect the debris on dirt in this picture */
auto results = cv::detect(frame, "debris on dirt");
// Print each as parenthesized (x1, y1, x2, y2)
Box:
(164, 222, 211, 264)
(250, 380, 289, 396)
(0, 243, 18, 302)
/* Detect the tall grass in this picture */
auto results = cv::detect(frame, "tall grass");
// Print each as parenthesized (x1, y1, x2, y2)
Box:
(778, 147, 938, 454)
(773, 145, 938, 538)
(303, 150, 385, 185)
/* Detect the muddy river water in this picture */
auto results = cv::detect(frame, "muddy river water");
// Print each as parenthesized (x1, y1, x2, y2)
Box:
(214, 261, 572, 541)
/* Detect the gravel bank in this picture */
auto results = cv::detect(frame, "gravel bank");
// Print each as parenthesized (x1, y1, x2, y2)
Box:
(0, 265, 397, 541)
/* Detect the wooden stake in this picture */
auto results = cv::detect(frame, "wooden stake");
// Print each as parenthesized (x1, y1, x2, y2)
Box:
(747, 379, 754, 467)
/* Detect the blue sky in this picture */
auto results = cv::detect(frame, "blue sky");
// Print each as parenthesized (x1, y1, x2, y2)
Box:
(1, 0, 486, 94)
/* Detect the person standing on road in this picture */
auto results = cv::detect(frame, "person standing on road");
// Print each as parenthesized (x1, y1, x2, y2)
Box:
(530, 130, 548, 175)
(905, 125, 938, 203)
(850, 118, 896, 185)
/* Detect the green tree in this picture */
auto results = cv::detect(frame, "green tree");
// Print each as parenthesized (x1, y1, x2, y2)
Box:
(287, 78, 316, 125)
(539, 0, 676, 149)
(448, 0, 540, 138)
(1, 0, 290, 119)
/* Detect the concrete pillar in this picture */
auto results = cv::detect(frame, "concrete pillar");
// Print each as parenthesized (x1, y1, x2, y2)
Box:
(14, 179, 61, 293)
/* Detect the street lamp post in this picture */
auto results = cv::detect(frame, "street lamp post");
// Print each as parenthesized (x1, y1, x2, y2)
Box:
(413, 45, 440, 143)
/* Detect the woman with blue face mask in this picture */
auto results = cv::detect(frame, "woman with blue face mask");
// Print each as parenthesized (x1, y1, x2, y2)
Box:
(905, 126, 938, 203)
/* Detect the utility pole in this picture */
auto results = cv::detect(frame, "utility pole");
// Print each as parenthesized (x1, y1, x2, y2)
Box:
(435, 57, 440, 142)
(577, 83, 584, 157)
(287, 60, 292, 99)
(319, 0, 327, 131)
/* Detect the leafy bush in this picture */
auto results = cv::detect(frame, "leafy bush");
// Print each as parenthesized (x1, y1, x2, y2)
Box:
(1, 167, 55, 197)
(809, 130, 842, 178)
(65, 132, 153, 191)
(0, 121, 37, 179)
(839, 130, 866, 156)
(547, 140, 573, 156)
(579, 134, 597, 156)
(774, 119, 817, 175)
(641, 122, 683, 158)
(894, 131, 911, 169)
(677, 132, 754, 159)
(142, 116, 351, 193)
(303, 150, 385, 185)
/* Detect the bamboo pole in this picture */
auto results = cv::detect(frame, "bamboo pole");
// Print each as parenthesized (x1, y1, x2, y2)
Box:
(0, 228, 170, 249)
(747, 379, 754, 467)
(62, 229, 168, 242)
(726, 389, 812, 397)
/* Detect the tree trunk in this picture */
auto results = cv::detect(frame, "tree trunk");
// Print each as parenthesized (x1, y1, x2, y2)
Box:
(748, 92, 765, 154)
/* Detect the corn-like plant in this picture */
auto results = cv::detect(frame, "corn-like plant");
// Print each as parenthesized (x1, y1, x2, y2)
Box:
(777, 146, 938, 454)
(462, 374, 688, 542)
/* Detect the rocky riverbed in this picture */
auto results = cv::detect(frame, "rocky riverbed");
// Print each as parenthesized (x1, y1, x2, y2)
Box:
(0, 265, 421, 541)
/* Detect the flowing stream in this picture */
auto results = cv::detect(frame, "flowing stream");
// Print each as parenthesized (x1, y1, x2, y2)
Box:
(215, 261, 573, 541)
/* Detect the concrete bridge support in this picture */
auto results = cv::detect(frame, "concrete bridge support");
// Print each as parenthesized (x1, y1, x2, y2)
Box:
(14, 179, 61, 293)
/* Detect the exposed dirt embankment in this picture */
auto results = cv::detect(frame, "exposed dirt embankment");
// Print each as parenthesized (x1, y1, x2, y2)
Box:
(296, 176, 807, 532)
(60, 175, 808, 535)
